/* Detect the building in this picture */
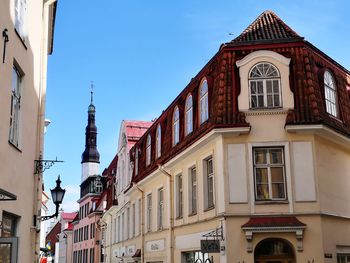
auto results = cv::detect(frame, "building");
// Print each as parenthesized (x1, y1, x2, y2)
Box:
(57, 212, 78, 263)
(0, 0, 58, 262)
(72, 94, 106, 263)
(46, 219, 62, 261)
(101, 10, 350, 263)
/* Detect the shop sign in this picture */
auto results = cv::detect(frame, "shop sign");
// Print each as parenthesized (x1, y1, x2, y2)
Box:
(200, 240, 220, 253)
(146, 239, 165, 252)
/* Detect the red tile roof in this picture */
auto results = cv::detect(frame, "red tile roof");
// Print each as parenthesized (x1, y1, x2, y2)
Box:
(242, 216, 306, 228)
(124, 120, 153, 148)
(64, 222, 74, 231)
(231, 10, 303, 44)
(61, 212, 77, 221)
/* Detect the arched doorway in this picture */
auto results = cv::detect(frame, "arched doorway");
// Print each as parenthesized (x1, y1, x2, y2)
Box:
(254, 238, 295, 263)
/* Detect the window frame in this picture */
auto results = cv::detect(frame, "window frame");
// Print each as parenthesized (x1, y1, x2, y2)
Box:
(173, 106, 180, 146)
(156, 124, 161, 158)
(146, 134, 151, 166)
(188, 166, 197, 215)
(324, 70, 339, 117)
(337, 253, 350, 263)
(176, 174, 183, 219)
(185, 94, 193, 136)
(253, 147, 287, 201)
(9, 65, 23, 148)
(199, 78, 209, 124)
(248, 62, 282, 109)
(146, 193, 152, 232)
(157, 187, 164, 230)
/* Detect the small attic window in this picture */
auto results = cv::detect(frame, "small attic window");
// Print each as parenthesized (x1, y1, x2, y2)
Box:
(324, 70, 338, 117)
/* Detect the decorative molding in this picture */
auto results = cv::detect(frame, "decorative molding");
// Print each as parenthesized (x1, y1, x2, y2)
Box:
(236, 50, 291, 68)
(242, 226, 306, 253)
(244, 109, 289, 116)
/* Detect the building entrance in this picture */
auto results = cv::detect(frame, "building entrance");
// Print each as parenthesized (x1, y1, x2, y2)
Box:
(254, 238, 295, 263)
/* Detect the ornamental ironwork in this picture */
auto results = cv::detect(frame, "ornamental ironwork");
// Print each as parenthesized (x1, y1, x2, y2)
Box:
(34, 157, 64, 174)
(0, 188, 17, 201)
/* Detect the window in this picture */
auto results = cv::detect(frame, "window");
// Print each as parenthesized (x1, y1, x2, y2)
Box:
(199, 79, 209, 124)
(156, 124, 161, 158)
(1, 213, 17, 237)
(176, 174, 183, 219)
(324, 70, 338, 117)
(122, 212, 125, 241)
(185, 94, 193, 135)
(173, 106, 180, 146)
(90, 248, 95, 263)
(132, 203, 136, 237)
(117, 216, 121, 242)
(204, 157, 214, 209)
(249, 62, 281, 108)
(9, 66, 23, 147)
(15, 0, 27, 38)
(126, 207, 130, 239)
(338, 254, 350, 263)
(147, 194, 152, 232)
(158, 188, 164, 230)
(138, 199, 141, 235)
(189, 166, 197, 215)
(135, 148, 139, 175)
(146, 134, 151, 166)
(253, 147, 286, 201)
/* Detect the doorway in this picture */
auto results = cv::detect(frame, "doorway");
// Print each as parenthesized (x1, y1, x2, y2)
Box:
(254, 238, 295, 263)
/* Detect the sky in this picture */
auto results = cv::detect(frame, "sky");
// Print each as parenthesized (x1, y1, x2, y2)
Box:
(43, 0, 350, 214)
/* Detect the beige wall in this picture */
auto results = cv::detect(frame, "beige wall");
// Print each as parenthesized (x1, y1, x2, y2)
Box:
(0, 0, 54, 262)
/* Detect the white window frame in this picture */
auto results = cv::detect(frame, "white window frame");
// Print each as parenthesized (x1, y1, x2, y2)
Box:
(185, 94, 193, 135)
(199, 78, 209, 124)
(324, 70, 338, 117)
(156, 124, 161, 158)
(203, 157, 214, 209)
(173, 106, 180, 146)
(188, 166, 197, 215)
(146, 134, 151, 166)
(248, 62, 282, 109)
(14, 0, 27, 38)
(337, 254, 350, 263)
(176, 174, 183, 219)
(157, 187, 164, 230)
(9, 65, 23, 148)
(253, 147, 287, 201)
(146, 193, 152, 232)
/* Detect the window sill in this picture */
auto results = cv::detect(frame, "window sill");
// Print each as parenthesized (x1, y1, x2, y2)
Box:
(203, 206, 215, 212)
(188, 212, 197, 217)
(14, 28, 28, 50)
(8, 140, 22, 153)
(255, 200, 289, 205)
(175, 216, 183, 220)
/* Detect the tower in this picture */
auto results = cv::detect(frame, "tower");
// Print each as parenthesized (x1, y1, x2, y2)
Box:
(81, 88, 100, 182)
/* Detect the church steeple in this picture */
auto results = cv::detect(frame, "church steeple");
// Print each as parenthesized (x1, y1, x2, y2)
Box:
(81, 83, 100, 164)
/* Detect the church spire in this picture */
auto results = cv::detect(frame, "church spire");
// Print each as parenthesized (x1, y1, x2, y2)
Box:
(81, 82, 100, 164)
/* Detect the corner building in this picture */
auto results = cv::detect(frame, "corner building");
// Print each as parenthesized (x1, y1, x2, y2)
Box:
(102, 11, 350, 263)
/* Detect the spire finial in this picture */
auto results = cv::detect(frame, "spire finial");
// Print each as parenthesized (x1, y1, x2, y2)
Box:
(90, 81, 94, 104)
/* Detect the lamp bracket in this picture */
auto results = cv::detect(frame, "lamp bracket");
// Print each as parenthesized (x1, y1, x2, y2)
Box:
(34, 158, 64, 174)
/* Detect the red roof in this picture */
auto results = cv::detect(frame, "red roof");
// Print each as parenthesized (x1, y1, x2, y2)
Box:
(231, 10, 302, 44)
(64, 222, 74, 231)
(242, 216, 306, 228)
(61, 212, 77, 221)
(124, 120, 153, 148)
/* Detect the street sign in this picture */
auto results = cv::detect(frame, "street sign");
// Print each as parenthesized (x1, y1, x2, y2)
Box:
(200, 240, 220, 253)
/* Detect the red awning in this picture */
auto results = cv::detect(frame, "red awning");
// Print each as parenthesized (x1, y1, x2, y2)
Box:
(242, 216, 306, 228)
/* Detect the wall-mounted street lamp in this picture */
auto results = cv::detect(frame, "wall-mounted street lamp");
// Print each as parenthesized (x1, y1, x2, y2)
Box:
(40, 175, 66, 221)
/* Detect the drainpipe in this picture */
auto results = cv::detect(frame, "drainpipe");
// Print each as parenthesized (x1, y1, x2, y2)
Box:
(133, 183, 144, 263)
(158, 165, 174, 263)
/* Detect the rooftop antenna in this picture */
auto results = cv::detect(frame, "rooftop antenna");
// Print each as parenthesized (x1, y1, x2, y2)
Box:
(90, 81, 94, 104)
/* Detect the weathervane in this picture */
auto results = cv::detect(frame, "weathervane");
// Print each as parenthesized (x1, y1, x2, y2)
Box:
(90, 80, 94, 104)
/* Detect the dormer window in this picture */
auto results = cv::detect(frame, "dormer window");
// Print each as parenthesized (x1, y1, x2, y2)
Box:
(324, 70, 338, 117)
(173, 106, 180, 146)
(249, 62, 281, 109)
(146, 134, 151, 166)
(156, 124, 161, 158)
(185, 94, 193, 135)
(199, 79, 209, 124)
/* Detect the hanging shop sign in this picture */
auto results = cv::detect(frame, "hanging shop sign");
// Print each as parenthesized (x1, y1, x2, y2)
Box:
(200, 240, 220, 253)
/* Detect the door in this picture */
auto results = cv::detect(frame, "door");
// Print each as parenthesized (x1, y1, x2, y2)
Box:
(254, 238, 295, 263)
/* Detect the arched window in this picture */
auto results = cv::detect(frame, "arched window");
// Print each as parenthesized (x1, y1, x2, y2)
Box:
(156, 124, 161, 158)
(146, 134, 151, 166)
(173, 106, 180, 146)
(255, 238, 295, 262)
(324, 70, 338, 117)
(249, 62, 281, 108)
(199, 79, 209, 124)
(185, 94, 193, 135)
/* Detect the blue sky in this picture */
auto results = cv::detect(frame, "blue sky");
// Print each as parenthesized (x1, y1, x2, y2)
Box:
(43, 0, 350, 213)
